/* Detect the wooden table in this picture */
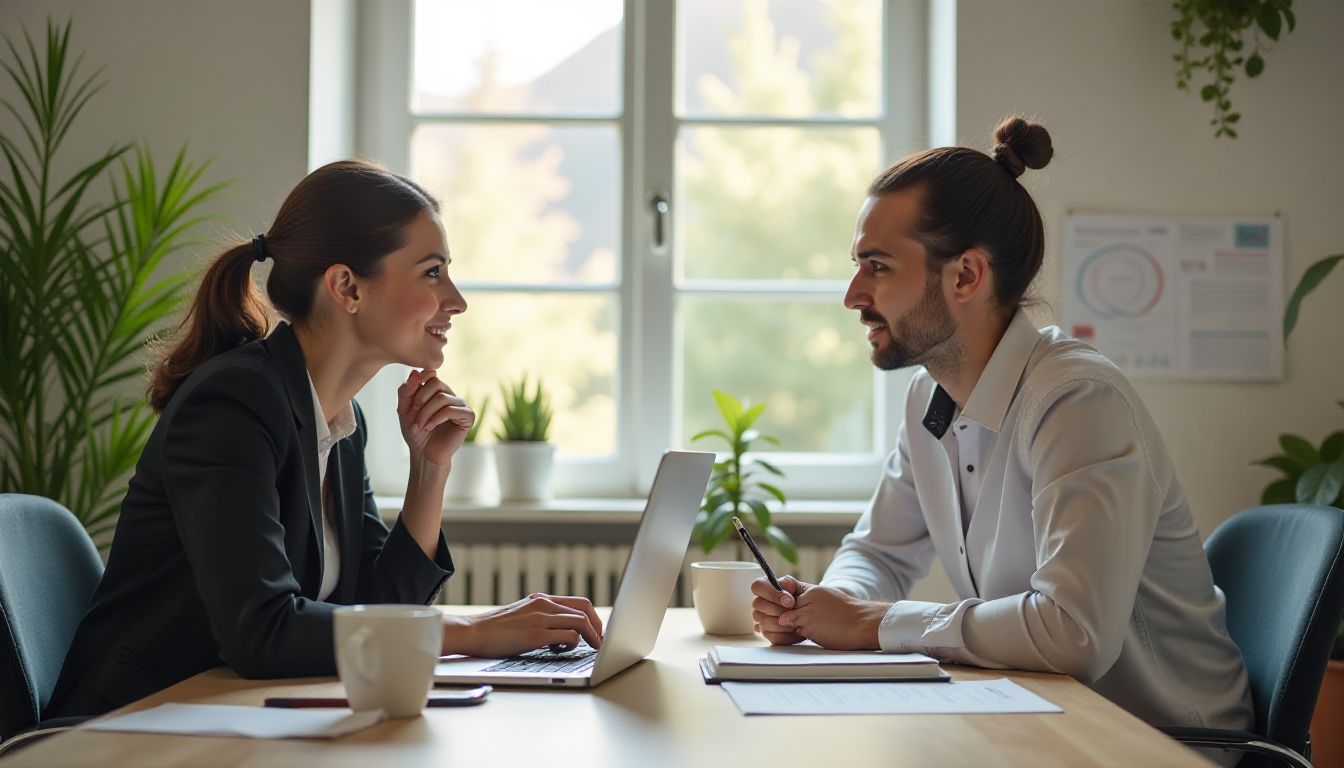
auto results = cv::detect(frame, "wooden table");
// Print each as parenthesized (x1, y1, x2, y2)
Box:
(4, 609, 1210, 767)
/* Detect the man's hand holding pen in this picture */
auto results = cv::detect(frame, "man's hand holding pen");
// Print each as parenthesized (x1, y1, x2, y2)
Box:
(750, 576, 889, 651)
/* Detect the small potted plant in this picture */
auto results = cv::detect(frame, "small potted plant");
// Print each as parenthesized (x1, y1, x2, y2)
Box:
(442, 395, 493, 503)
(492, 376, 555, 502)
(688, 390, 797, 634)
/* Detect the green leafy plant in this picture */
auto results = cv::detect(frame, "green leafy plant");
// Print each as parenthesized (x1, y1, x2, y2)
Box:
(1254, 411, 1344, 508)
(1283, 254, 1342, 341)
(1171, 0, 1295, 138)
(0, 19, 224, 544)
(1257, 251, 1344, 654)
(464, 394, 490, 443)
(494, 376, 552, 442)
(690, 390, 797, 564)
(1256, 252, 1344, 510)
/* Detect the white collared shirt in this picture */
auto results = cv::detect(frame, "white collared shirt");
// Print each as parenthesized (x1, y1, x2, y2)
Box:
(306, 374, 357, 602)
(823, 310, 1253, 731)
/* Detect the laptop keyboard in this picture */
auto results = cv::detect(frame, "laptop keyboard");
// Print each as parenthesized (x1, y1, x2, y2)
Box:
(483, 642, 597, 675)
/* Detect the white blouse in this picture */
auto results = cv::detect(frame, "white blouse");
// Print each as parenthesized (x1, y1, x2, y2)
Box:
(823, 310, 1253, 732)
(306, 374, 356, 602)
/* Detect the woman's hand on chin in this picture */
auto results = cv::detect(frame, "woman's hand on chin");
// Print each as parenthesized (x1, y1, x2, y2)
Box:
(397, 368, 474, 467)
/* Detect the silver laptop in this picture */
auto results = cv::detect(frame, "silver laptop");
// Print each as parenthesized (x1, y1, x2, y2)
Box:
(433, 449, 714, 688)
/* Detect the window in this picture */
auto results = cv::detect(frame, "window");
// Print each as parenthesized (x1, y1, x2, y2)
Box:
(354, 0, 930, 499)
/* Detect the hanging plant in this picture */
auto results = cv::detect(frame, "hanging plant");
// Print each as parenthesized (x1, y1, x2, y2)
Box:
(1171, 0, 1295, 138)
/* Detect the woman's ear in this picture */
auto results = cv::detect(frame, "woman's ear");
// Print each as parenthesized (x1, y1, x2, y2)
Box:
(323, 264, 361, 315)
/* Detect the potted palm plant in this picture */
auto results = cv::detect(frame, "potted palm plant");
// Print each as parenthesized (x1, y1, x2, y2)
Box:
(0, 19, 224, 546)
(442, 395, 494, 503)
(688, 390, 797, 634)
(492, 376, 555, 502)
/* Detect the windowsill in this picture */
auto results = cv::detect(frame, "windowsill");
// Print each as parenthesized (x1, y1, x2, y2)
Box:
(374, 496, 867, 527)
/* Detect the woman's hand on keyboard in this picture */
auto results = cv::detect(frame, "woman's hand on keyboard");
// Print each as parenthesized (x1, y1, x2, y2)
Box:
(441, 594, 604, 658)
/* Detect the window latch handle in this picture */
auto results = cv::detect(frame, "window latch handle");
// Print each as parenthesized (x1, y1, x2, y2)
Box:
(648, 192, 669, 253)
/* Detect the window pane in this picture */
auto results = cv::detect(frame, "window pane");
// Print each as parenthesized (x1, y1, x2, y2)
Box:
(677, 0, 881, 118)
(439, 293, 617, 457)
(681, 297, 873, 453)
(412, 0, 623, 116)
(678, 126, 880, 280)
(412, 123, 619, 284)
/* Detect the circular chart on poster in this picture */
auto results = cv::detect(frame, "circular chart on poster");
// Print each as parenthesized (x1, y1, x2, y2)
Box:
(1074, 244, 1164, 319)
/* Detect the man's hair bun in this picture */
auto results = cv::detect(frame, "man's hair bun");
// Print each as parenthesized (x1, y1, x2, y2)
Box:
(992, 117, 1053, 179)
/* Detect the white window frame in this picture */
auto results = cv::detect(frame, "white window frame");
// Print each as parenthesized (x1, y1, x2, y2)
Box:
(351, 0, 935, 501)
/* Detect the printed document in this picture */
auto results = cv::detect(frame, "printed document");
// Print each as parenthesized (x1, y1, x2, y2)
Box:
(85, 703, 385, 739)
(722, 678, 1063, 716)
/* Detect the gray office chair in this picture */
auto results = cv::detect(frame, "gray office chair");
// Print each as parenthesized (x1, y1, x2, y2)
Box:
(1161, 504, 1344, 768)
(0, 494, 105, 756)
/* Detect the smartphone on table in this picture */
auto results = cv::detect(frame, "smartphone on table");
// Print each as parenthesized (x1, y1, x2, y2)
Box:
(264, 685, 492, 708)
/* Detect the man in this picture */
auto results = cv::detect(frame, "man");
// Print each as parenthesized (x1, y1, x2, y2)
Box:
(751, 118, 1252, 733)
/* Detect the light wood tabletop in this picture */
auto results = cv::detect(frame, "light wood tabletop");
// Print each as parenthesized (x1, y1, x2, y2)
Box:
(3, 608, 1211, 767)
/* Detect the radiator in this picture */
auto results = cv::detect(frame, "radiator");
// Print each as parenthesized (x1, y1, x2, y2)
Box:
(438, 542, 838, 607)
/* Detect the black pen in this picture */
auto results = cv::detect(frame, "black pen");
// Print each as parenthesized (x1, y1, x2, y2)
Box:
(732, 516, 785, 594)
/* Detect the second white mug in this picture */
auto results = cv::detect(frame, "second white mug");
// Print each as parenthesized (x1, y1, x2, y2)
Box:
(691, 561, 763, 635)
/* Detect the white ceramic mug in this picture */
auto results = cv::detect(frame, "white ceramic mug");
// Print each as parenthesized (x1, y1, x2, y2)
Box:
(333, 605, 441, 717)
(691, 561, 763, 635)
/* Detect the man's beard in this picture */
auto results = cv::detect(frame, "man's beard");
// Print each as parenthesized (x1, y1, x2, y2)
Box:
(863, 274, 958, 372)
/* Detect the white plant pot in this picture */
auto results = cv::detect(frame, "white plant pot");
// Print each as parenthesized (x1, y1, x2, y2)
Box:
(442, 443, 495, 503)
(494, 442, 556, 502)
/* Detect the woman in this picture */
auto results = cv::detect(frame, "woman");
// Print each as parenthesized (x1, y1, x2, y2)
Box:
(48, 160, 602, 717)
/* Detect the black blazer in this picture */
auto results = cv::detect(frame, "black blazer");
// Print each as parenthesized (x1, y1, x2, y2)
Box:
(47, 323, 454, 717)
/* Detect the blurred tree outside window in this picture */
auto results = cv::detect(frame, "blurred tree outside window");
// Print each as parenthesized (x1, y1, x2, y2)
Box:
(366, 0, 919, 498)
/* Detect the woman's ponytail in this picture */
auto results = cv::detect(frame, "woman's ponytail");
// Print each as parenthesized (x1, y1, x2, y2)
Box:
(147, 242, 270, 412)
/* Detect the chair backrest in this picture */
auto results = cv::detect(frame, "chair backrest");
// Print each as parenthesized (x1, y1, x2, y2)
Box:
(0, 494, 104, 739)
(1206, 503, 1344, 754)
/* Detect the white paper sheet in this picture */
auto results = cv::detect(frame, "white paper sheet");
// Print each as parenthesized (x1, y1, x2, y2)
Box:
(713, 645, 936, 666)
(84, 703, 385, 739)
(722, 678, 1063, 716)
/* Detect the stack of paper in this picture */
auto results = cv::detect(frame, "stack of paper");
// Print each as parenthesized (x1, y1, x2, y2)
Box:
(722, 678, 1064, 716)
(85, 703, 385, 739)
(700, 643, 949, 683)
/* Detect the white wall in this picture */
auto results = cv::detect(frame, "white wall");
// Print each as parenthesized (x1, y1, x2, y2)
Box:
(956, 0, 1344, 536)
(3, 0, 1339, 543)
(0, 0, 311, 262)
